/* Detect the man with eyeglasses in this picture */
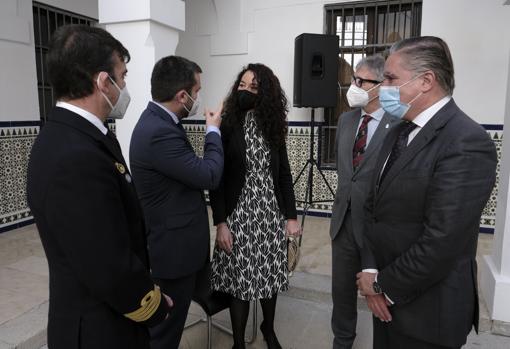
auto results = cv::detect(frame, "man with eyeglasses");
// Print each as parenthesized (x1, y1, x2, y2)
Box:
(330, 55, 398, 349)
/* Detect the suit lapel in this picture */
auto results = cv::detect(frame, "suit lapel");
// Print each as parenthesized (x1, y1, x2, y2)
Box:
(340, 110, 361, 175)
(353, 113, 398, 175)
(51, 107, 127, 166)
(372, 125, 399, 192)
(376, 100, 456, 200)
(148, 102, 186, 136)
(101, 133, 127, 166)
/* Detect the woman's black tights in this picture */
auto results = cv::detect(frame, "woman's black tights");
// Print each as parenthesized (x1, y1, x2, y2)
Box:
(230, 295, 278, 349)
(230, 298, 249, 349)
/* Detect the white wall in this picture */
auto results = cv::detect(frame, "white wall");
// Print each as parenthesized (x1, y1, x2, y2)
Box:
(99, 0, 184, 166)
(477, 0, 510, 324)
(178, 0, 510, 126)
(176, 0, 347, 122)
(0, 0, 39, 121)
(0, 0, 98, 123)
(421, 0, 510, 125)
(103, 21, 181, 166)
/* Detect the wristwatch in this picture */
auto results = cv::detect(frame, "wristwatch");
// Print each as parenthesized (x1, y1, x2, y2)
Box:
(372, 281, 383, 294)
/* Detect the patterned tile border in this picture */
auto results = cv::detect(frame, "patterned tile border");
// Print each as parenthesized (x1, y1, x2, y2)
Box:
(183, 120, 504, 234)
(0, 119, 502, 235)
(0, 120, 116, 234)
(0, 121, 40, 233)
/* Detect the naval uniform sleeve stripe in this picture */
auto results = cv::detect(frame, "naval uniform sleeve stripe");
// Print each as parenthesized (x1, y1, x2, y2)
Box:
(124, 285, 162, 322)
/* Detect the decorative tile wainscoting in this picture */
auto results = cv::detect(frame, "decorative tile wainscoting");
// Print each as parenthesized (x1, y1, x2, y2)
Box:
(0, 121, 40, 233)
(0, 120, 503, 234)
(183, 121, 504, 234)
(480, 125, 504, 233)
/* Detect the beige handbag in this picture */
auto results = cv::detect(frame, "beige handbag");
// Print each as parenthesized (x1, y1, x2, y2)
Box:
(287, 236, 300, 276)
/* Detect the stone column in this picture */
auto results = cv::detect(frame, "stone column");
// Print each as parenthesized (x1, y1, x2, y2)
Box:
(481, 46, 510, 334)
(98, 0, 185, 166)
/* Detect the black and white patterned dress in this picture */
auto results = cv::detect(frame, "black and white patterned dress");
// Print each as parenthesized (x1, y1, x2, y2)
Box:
(211, 112, 288, 301)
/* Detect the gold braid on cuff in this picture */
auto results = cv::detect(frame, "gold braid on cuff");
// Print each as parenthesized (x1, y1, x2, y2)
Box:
(124, 285, 161, 322)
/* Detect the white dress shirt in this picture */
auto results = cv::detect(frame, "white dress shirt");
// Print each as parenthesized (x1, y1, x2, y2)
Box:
(56, 101, 108, 135)
(378, 95, 452, 177)
(406, 95, 451, 145)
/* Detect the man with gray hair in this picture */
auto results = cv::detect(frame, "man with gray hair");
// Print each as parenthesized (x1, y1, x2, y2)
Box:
(330, 55, 398, 348)
(356, 36, 497, 348)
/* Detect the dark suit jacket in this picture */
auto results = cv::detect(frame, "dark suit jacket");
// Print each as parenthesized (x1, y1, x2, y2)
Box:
(130, 102, 223, 279)
(209, 113, 297, 225)
(362, 99, 497, 347)
(329, 108, 398, 248)
(27, 107, 168, 349)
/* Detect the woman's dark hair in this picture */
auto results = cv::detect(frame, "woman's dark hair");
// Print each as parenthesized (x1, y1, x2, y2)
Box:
(223, 63, 288, 148)
(151, 56, 202, 102)
(47, 25, 130, 100)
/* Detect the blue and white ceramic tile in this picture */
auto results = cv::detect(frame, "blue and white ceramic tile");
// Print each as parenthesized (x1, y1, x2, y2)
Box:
(0, 123, 39, 232)
(183, 121, 503, 234)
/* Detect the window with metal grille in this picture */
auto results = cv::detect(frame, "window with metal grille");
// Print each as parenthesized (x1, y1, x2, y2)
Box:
(321, 0, 422, 167)
(33, 2, 97, 123)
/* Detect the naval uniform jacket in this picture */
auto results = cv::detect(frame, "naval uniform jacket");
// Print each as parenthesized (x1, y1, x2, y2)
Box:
(27, 107, 168, 349)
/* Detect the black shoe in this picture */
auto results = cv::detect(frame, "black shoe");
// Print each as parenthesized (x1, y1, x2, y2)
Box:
(260, 322, 283, 349)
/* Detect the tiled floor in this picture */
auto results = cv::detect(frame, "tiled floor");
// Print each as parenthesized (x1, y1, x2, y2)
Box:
(0, 212, 503, 348)
(0, 225, 48, 326)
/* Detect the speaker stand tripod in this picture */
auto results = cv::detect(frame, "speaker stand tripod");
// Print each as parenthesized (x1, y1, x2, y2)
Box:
(293, 108, 335, 246)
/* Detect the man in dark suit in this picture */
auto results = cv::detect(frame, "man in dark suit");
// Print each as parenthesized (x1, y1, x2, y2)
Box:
(26, 25, 171, 349)
(330, 55, 398, 349)
(356, 36, 497, 349)
(130, 56, 223, 349)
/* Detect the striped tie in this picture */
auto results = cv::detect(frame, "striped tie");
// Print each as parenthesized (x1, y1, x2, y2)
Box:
(352, 114, 372, 169)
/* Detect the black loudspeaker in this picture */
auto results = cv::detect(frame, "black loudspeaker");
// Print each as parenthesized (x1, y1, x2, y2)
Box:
(293, 33, 339, 108)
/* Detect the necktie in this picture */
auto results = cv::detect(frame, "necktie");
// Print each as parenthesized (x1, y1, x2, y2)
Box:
(379, 121, 417, 184)
(352, 114, 372, 169)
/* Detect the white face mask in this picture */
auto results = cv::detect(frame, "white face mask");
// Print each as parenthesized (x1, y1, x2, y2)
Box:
(183, 91, 201, 117)
(346, 83, 380, 108)
(98, 75, 131, 119)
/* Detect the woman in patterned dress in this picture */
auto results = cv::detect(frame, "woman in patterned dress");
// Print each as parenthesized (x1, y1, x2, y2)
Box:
(209, 63, 301, 349)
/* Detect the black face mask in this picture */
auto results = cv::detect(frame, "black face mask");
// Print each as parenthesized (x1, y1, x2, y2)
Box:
(237, 90, 258, 111)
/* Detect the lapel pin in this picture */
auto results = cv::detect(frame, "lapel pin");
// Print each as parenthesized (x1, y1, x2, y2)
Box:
(385, 123, 389, 129)
(115, 162, 126, 174)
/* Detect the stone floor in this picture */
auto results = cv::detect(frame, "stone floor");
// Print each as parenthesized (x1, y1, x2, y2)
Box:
(1, 212, 508, 348)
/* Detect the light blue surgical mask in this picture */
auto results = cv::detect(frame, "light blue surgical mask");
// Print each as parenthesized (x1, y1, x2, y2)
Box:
(379, 75, 423, 119)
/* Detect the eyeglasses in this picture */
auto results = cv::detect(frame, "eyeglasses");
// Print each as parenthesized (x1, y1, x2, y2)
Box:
(351, 75, 382, 88)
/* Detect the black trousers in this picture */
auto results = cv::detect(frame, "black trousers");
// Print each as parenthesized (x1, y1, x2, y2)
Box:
(331, 213, 361, 349)
(150, 273, 197, 349)
(373, 318, 461, 349)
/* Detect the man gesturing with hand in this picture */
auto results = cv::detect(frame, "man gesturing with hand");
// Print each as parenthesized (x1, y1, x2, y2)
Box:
(130, 56, 224, 349)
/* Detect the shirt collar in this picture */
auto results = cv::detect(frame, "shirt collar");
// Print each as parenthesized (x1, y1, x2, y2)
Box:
(56, 101, 108, 135)
(362, 107, 384, 122)
(412, 96, 452, 128)
(151, 101, 180, 125)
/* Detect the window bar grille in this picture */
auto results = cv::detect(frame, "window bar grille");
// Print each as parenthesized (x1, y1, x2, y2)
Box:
(33, 2, 96, 122)
(321, 1, 422, 167)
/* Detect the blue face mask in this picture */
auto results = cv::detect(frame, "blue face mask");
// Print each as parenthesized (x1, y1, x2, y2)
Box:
(379, 75, 423, 119)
